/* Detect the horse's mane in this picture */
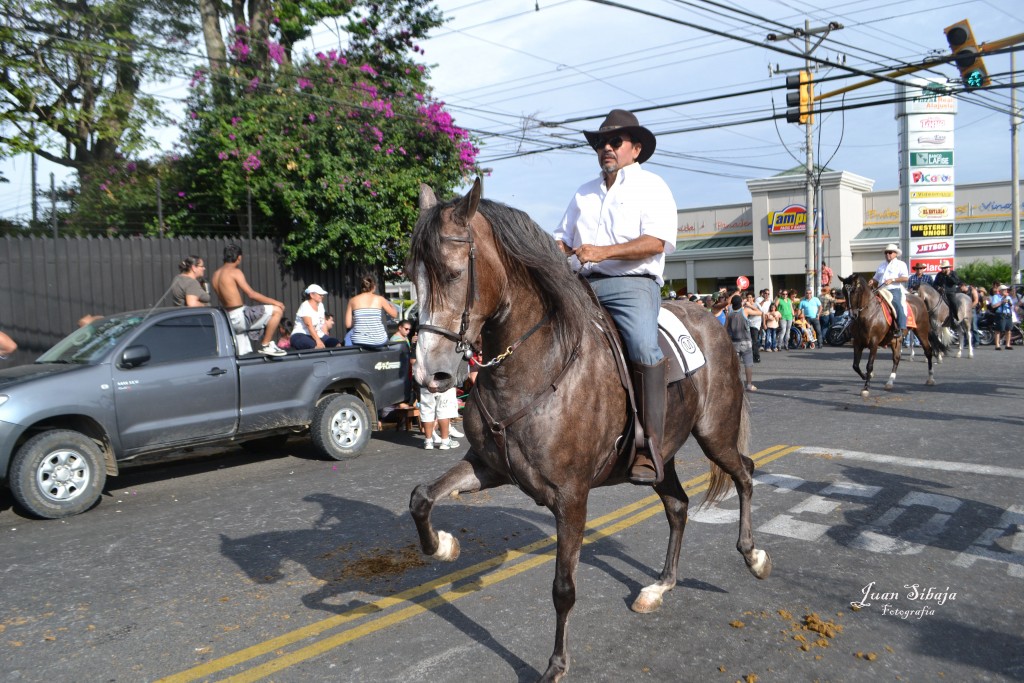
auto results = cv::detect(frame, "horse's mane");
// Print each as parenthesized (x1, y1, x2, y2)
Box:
(409, 197, 593, 355)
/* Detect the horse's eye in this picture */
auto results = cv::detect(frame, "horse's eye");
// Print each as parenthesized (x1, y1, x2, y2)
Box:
(447, 269, 463, 283)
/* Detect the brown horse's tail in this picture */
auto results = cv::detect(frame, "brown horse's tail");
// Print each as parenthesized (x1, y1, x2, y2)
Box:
(702, 393, 750, 507)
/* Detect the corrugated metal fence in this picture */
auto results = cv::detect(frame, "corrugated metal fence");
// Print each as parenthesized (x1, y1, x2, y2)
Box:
(0, 236, 368, 366)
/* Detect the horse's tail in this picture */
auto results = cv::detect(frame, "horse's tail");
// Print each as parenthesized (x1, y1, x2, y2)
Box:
(702, 393, 750, 507)
(927, 303, 952, 355)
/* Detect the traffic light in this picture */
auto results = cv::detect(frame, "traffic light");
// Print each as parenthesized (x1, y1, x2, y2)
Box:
(944, 19, 989, 90)
(785, 70, 813, 125)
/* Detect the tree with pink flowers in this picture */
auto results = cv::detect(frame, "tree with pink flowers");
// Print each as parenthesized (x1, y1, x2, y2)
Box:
(171, 0, 479, 269)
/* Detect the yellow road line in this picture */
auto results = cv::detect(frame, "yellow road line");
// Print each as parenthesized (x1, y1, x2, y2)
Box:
(158, 444, 796, 683)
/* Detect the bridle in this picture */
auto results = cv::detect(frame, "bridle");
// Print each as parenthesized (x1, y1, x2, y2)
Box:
(415, 230, 479, 360)
(414, 222, 553, 369)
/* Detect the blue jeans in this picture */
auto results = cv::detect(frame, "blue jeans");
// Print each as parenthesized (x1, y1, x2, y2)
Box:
(764, 328, 777, 350)
(588, 275, 663, 365)
(889, 288, 906, 329)
(778, 318, 793, 349)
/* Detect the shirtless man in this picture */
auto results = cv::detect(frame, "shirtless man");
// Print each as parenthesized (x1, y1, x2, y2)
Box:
(211, 244, 287, 356)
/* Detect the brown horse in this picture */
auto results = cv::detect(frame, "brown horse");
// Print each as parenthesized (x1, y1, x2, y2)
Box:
(408, 179, 771, 682)
(840, 274, 947, 396)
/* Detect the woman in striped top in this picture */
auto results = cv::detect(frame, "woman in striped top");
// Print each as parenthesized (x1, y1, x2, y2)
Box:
(345, 274, 398, 348)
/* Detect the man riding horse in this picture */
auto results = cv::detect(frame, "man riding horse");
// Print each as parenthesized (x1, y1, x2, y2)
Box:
(554, 109, 677, 485)
(868, 243, 910, 337)
(932, 259, 964, 321)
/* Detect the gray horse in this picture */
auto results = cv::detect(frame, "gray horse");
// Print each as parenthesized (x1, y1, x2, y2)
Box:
(913, 284, 970, 360)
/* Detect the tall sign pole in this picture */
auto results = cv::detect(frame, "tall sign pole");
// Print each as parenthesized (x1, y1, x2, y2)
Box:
(896, 78, 957, 272)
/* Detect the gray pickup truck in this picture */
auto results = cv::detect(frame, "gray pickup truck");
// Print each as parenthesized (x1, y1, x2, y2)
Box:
(0, 307, 407, 519)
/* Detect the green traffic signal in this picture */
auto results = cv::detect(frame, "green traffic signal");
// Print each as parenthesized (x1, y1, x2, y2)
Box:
(965, 70, 985, 89)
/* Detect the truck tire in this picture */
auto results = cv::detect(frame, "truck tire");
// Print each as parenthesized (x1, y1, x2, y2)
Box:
(311, 394, 371, 461)
(9, 430, 107, 519)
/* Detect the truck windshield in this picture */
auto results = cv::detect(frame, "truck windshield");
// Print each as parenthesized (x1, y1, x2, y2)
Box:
(37, 314, 146, 364)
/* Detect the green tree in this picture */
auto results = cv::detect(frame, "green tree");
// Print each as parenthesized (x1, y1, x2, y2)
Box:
(173, 45, 479, 268)
(958, 258, 1013, 288)
(0, 0, 196, 171)
(161, 0, 476, 269)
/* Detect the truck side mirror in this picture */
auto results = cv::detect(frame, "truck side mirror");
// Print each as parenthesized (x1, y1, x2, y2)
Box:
(120, 345, 151, 369)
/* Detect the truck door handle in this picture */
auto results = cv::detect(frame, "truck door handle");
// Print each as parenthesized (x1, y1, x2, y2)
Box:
(207, 367, 228, 376)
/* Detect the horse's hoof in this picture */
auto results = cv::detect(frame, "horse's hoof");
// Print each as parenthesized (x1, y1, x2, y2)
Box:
(433, 530, 460, 562)
(631, 584, 671, 613)
(956, 352, 962, 359)
(747, 548, 772, 579)
(926, 378, 936, 386)
(884, 384, 893, 391)
(861, 389, 870, 398)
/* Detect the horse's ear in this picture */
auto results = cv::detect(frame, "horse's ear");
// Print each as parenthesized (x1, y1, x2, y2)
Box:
(452, 177, 482, 226)
(419, 184, 437, 211)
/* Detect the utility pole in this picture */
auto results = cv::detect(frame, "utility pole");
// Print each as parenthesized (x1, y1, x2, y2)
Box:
(771, 20, 841, 296)
(1013, 51, 1021, 285)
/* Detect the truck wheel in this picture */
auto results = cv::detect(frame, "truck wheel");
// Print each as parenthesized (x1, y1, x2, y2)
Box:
(311, 394, 371, 461)
(9, 430, 107, 519)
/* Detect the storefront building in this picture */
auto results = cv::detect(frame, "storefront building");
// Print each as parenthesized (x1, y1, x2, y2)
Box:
(666, 168, 1022, 296)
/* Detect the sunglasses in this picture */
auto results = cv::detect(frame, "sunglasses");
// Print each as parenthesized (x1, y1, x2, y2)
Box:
(592, 135, 629, 151)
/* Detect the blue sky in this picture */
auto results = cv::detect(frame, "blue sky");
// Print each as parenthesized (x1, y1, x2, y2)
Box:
(412, 0, 1023, 230)
(3, 0, 1022, 231)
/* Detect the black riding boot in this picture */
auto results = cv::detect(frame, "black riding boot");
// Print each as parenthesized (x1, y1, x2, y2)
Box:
(630, 359, 667, 485)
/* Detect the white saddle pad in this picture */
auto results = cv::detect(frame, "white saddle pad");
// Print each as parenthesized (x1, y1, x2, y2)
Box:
(657, 307, 707, 382)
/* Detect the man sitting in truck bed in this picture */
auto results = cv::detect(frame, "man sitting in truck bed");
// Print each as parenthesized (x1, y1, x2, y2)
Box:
(211, 244, 287, 356)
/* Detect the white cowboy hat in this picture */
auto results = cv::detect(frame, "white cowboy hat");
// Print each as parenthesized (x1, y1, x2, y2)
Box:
(938, 259, 951, 268)
(884, 243, 902, 256)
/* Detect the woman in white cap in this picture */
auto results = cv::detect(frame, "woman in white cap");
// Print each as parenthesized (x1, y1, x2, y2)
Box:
(291, 284, 340, 350)
(868, 243, 909, 336)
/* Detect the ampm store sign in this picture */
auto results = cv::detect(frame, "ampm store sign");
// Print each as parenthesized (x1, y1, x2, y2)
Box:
(767, 204, 808, 235)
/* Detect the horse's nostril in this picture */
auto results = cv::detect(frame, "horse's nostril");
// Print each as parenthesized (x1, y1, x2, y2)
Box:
(433, 372, 452, 384)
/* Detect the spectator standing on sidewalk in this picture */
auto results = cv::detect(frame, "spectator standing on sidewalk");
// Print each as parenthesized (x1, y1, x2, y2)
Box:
(818, 287, 836, 337)
(744, 292, 763, 362)
(799, 288, 822, 349)
(726, 295, 757, 391)
(776, 289, 795, 351)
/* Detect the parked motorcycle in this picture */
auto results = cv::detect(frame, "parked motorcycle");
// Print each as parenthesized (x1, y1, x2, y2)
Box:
(824, 311, 852, 346)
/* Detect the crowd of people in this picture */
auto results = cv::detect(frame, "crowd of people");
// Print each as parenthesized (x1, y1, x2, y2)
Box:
(676, 284, 846, 354)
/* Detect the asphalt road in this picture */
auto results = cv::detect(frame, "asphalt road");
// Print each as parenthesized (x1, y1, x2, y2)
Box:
(1, 343, 1022, 683)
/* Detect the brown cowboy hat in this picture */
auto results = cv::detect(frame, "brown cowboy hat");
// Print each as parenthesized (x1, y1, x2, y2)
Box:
(583, 109, 657, 164)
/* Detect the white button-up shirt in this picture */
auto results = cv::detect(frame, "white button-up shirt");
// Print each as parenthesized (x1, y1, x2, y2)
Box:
(872, 258, 909, 289)
(553, 163, 677, 285)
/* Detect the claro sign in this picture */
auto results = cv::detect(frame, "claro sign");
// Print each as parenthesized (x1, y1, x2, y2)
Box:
(767, 204, 808, 235)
